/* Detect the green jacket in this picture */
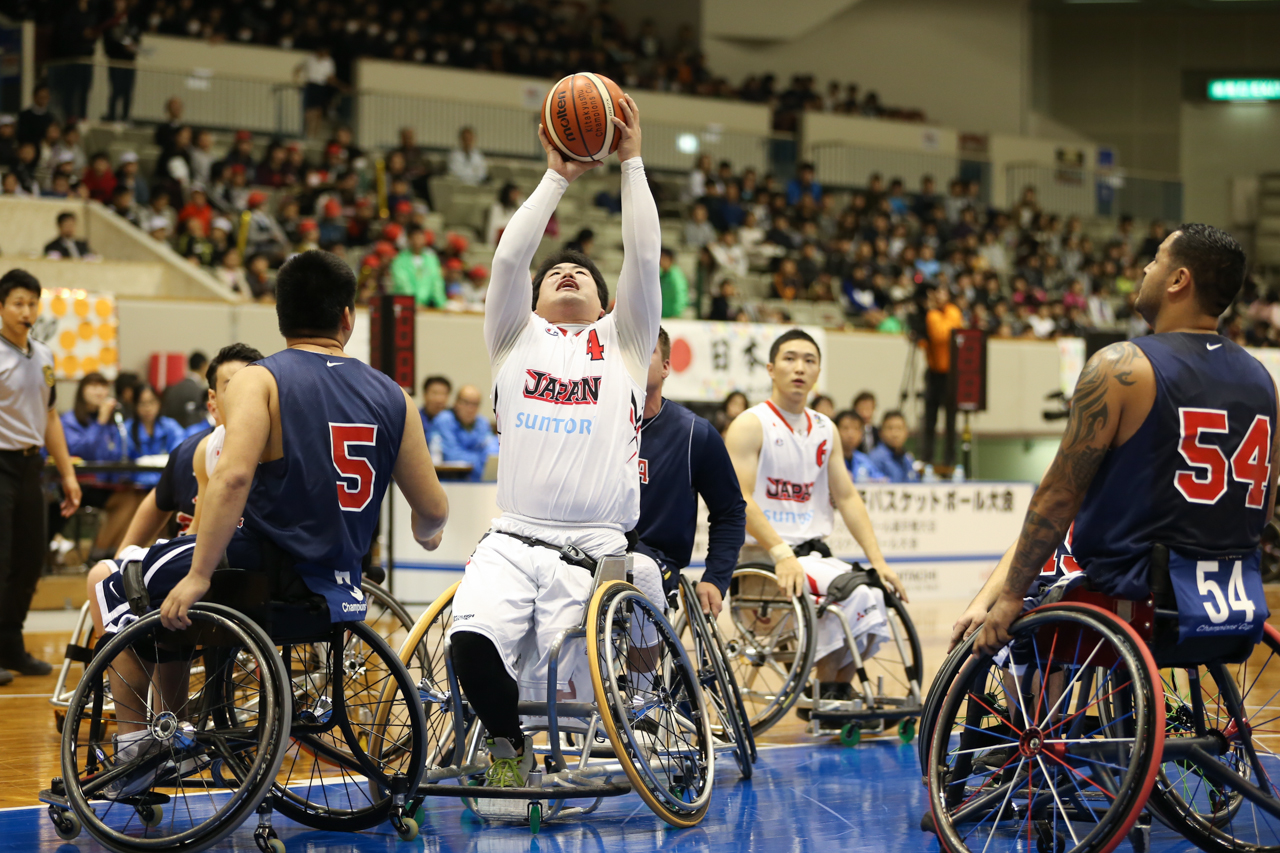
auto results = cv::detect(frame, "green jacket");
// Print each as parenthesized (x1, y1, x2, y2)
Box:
(390, 248, 445, 307)
(660, 265, 689, 318)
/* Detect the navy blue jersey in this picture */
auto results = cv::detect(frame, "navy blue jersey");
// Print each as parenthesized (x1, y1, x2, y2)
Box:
(1074, 334, 1277, 598)
(635, 399, 746, 593)
(153, 425, 211, 533)
(241, 349, 407, 621)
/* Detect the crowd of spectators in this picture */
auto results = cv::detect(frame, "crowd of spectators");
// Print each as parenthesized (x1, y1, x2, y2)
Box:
(418, 375, 498, 481)
(25, 0, 924, 134)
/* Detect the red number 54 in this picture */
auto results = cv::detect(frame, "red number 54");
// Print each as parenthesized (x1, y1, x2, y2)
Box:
(1175, 408, 1271, 509)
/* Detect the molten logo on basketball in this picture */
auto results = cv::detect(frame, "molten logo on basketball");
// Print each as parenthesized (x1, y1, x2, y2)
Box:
(555, 91, 577, 142)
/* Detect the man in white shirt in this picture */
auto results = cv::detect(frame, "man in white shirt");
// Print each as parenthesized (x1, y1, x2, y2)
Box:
(448, 96, 657, 788)
(295, 46, 338, 139)
(447, 126, 488, 186)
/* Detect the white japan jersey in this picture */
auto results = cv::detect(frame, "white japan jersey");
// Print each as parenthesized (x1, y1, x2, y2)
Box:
(746, 401, 835, 546)
(493, 312, 645, 529)
(205, 424, 225, 475)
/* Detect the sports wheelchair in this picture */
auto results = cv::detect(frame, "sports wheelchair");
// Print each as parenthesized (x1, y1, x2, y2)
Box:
(922, 544, 1280, 853)
(395, 555, 716, 832)
(720, 555, 923, 744)
(40, 562, 428, 853)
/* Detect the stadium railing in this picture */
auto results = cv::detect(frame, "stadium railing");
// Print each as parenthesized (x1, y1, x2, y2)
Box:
(1004, 162, 1183, 223)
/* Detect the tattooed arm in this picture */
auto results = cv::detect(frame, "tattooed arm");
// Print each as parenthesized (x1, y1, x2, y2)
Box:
(975, 341, 1152, 655)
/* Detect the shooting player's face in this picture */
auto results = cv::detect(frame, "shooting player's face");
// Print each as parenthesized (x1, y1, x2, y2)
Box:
(767, 341, 820, 403)
(536, 264, 603, 322)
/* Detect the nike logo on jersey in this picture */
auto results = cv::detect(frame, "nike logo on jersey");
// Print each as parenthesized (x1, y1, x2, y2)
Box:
(522, 370, 602, 405)
(765, 477, 814, 503)
(1206, 343, 1223, 351)
(327, 360, 345, 366)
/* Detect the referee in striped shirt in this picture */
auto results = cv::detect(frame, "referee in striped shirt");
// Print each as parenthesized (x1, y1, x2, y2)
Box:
(0, 270, 81, 685)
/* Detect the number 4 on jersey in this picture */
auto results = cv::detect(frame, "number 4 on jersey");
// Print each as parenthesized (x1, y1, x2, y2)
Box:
(586, 330, 605, 361)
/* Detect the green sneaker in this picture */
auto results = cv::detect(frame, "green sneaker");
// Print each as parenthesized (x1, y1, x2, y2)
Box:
(484, 736, 534, 788)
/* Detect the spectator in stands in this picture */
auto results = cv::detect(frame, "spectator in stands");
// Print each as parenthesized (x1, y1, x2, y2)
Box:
(446, 126, 487, 186)
(244, 253, 273, 300)
(436, 384, 494, 482)
(785, 162, 821, 207)
(243, 191, 289, 264)
(659, 247, 689, 318)
(684, 203, 715, 250)
(686, 153, 713, 202)
(44, 212, 93, 259)
(107, 184, 138, 227)
(390, 225, 445, 308)
(852, 391, 879, 452)
(102, 0, 139, 122)
(255, 142, 291, 187)
(17, 83, 52, 147)
(317, 198, 345, 247)
(709, 228, 748, 289)
(145, 189, 176, 237)
(714, 390, 748, 436)
(836, 410, 886, 483)
(12, 143, 37, 194)
(114, 150, 148, 205)
(155, 124, 193, 202)
(146, 215, 170, 243)
(420, 375, 451, 445)
(921, 284, 963, 470)
(177, 183, 213, 235)
(34, 122, 61, 190)
(177, 218, 215, 265)
(188, 129, 216, 187)
(153, 97, 184, 151)
(216, 246, 249, 293)
(124, 384, 184, 489)
(769, 257, 802, 300)
(486, 183, 522, 246)
(296, 44, 338, 138)
(61, 372, 140, 561)
(1138, 221, 1166, 261)
(160, 351, 208, 428)
(44, 170, 79, 200)
(49, 0, 97, 121)
(219, 130, 256, 175)
(565, 228, 595, 257)
(81, 151, 116, 202)
(2, 171, 27, 197)
(0, 115, 15, 169)
(811, 394, 836, 418)
(868, 411, 917, 483)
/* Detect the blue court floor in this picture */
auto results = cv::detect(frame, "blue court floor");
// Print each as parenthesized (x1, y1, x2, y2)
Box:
(2, 740, 1203, 853)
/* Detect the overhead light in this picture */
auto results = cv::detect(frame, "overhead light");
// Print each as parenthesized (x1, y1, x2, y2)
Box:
(1207, 78, 1280, 101)
(676, 133, 699, 155)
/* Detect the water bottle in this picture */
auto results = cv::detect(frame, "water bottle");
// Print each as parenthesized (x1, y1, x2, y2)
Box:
(429, 432, 443, 460)
(922, 464, 937, 483)
(952, 464, 965, 483)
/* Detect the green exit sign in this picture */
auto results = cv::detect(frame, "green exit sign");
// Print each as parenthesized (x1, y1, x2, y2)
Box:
(1208, 78, 1280, 101)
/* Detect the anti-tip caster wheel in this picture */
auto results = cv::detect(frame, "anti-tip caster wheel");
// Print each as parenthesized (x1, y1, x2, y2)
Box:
(529, 802, 541, 834)
(50, 808, 81, 841)
(839, 723, 862, 747)
(138, 803, 163, 828)
(396, 817, 419, 842)
(898, 718, 916, 744)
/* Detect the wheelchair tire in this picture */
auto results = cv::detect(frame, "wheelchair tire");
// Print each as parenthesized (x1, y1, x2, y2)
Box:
(710, 619, 758, 764)
(1145, 621, 1280, 853)
(588, 581, 714, 828)
(60, 603, 291, 853)
(677, 574, 753, 778)
(926, 603, 1164, 853)
(918, 632, 978, 778)
(269, 621, 428, 832)
(394, 581, 463, 771)
(361, 580, 417, 657)
(723, 563, 818, 735)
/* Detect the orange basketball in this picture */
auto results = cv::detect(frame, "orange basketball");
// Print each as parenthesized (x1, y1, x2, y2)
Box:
(541, 72, 625, 163)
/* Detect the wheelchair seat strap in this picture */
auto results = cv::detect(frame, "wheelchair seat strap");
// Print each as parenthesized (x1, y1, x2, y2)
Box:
(490, 530, 600, 575)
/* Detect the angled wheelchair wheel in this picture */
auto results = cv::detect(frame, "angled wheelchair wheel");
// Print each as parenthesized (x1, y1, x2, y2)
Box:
(58, 604, 290, 853)
(721, 563, 818, 734)
(850, 586, 924, 736)
(676, 574, 753, 777)
(269, 621, 427, 832)
(588, 581, 714, 828)
(919, 632, 978, 780)
(926, 603, 1163, 853)
(361, 580, 417, 663)
(394, 581, 462, 772)
(1146, 622, 1280, 853)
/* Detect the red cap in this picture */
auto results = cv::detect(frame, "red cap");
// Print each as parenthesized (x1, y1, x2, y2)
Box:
(375, 240, 397, 259)
(447, 232, 469, 253)
(382, 222, 403, 241)
(424, 229, 435, 245)
(361, 253, 379, 269)
(355, 196, 373, 209)
(235, 129, 252, 141)
(444, 257, 464, 271)
(299, 218, 318, 233)
(229, 163, 246, 175)
(468, 264, 488, 281)
(323, 198, 341, 218)
(247, 191, 267, 207)
(326, 142, 342, 155)
(394, 200, 413, 215)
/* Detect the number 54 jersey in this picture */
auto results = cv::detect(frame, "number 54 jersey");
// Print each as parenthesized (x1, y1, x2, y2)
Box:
(1073, 333, 1278, 599)
(241, 348, 407, 621)
(492, 313, 645, 530)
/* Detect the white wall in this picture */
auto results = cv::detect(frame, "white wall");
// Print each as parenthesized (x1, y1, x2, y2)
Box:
(1180, 102, 1280, 230)
(703, 0, 1030, 136)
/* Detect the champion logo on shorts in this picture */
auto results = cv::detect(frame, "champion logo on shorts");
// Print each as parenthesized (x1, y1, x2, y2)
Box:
(522, 370, 602, 405)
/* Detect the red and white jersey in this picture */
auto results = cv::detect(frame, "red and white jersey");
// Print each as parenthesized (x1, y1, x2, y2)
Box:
(745, 401, 835, 546)
(492, 313, 645, 529)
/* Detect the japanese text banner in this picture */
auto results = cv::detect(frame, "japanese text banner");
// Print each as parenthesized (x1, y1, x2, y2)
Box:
(662, 320, 828, 403)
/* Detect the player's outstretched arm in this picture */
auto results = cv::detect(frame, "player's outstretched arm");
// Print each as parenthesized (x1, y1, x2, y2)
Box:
(691, 417, 747, 615)
(393, 388, 449, 548)
(725, 411, 805, 598)
(828, 430, 907, 602)
(160, 366, 273, 630)
(609, 95, 661, 386)
(976, 342, 1147, 654)
(485, 126, 598, 366)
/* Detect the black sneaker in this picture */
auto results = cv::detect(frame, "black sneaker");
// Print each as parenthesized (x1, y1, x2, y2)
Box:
(0, 666, 11, 686)
(0, 652, 51, 677)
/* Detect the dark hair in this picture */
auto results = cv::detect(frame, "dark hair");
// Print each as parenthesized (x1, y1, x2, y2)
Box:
(811, 394, 833, 409)
(853, 390, 876, 408)
(188, 350, 208, 372)
(57, 212, 76, 226)
(130, 383, 161, 447)
(275, 250, 357, 337)
(881, 409, 907, 427)
(531, 249, 609, 311)
(660, 246, 674, 260)
(423, 374, 452, 394)
(497, 182, 519, 207)
(0, 269, 41, 304)
(73, 372, 112, 426)
(835, 409, 864, 428)
(657, 326, 670, 361)
(1169, 223, 1247, 317)
(721, 390, 748, 411)
(768, 328, 821, 363)
(114, 371, 140, 401)
(205, 342, 264, 388)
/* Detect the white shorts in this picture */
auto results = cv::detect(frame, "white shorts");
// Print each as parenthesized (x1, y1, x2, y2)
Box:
(627, 551, 667, 649)
(798, 554, 892, 665)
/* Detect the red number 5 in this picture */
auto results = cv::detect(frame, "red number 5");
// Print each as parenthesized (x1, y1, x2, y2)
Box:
(1175, 408, 1272, 508)
(330, 423, 378, 512)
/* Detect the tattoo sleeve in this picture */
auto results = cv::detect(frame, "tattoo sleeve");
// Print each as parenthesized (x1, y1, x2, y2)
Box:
(1002, 343, 1141, 599)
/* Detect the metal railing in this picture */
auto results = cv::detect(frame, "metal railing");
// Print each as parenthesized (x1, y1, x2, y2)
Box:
(1005, 163, 1182, 223)
(809, 141, 967, 194)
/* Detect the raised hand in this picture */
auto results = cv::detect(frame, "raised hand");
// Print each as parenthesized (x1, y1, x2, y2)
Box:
(539, 124, 602, 184)
(610, 93, 641, 162)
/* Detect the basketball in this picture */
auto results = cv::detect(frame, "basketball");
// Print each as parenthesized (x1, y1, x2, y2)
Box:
(541, 72, 625, 163)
